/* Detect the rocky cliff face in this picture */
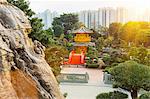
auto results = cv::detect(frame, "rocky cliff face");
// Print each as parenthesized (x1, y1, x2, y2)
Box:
(0, 0, 64, 99)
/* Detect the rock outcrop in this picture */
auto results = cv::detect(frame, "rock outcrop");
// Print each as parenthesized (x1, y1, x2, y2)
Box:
(0, 0, 64, 99)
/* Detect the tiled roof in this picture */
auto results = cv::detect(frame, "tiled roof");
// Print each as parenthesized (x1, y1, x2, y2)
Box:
(72, 26, 93, 34)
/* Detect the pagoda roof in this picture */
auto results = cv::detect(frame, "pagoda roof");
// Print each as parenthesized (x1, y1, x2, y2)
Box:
(72, 42, 95, 46)
(72, 26, 94, 34)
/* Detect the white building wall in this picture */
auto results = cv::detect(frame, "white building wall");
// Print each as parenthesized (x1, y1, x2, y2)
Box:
(78, 7, 130, 28)
(36, 7, 150, 30)
(35, 10, 59, 29)
(98, 9, 103, 27)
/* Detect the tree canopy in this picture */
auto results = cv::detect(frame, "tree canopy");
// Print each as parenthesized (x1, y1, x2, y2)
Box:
(52, 13, 79, 39)
(110, 61, 150, 99)
(7, 0, 35, 17)
(8, 0, 55, 46)
(53, 25, 64, 37)
(28, 18, 54, 46)
(109, 23, 122, 39)
(107, 22, 150, 47)
(127, 46, 150, 66)
(121, 22, 150, 46)
(45, 45, 68, 76)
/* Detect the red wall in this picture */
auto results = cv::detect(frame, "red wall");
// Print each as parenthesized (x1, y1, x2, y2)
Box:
(68, 51, 85, 65)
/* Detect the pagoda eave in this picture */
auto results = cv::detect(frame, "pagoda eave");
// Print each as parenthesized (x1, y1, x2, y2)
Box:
(72, 32, 93, 34)
(72, 42, 95, 46)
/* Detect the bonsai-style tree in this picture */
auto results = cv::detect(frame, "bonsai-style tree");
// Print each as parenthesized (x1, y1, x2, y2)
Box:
(52, 13, 79, 39)
(45, 45, 68, 76)
(110, 61, 150, 99)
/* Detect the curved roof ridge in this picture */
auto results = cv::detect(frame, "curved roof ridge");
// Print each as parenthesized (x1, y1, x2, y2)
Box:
(72, 26, 93, 34)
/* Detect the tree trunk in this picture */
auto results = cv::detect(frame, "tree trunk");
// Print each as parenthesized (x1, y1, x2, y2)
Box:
(131, 90, 138, 99)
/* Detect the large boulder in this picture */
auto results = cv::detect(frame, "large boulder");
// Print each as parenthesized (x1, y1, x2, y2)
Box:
(0, 0, 64, 99)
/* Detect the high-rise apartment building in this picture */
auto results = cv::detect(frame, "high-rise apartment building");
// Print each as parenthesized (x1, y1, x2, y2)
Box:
(35, 7, 150, 30)
(78, 7, 127, 29)
(35, 10, 59, 29)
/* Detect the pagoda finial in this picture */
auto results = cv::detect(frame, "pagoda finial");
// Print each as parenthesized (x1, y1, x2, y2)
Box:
(72, 23, 93, 34)
(80, 23, 85, 28)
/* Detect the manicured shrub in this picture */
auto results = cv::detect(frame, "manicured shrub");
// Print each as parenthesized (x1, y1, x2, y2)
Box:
(110, 61, 150, 99)
(139, 93, 150, 99)
(63, 93, 68, 98)
(103, 53, 111, 60)
(96, 93, 110, 99)
(110, 91, 128, 99)
(96, 91, 128, 99)
(45, 45, 68, 76)
(86, 64, 99, 68)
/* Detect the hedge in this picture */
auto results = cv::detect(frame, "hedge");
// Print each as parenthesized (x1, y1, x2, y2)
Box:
(96, 91, 128, 99)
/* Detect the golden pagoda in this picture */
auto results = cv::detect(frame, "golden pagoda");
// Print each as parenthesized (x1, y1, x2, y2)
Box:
(64, 25, 95, 65)
(72, 25, 95, 53)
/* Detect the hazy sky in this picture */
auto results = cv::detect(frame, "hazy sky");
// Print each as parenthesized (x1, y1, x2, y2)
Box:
(28, 0, 150, 13)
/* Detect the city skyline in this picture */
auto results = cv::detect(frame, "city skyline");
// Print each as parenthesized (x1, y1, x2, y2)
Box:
(35, 7, 150, 29)
(28, 0, 150, 13)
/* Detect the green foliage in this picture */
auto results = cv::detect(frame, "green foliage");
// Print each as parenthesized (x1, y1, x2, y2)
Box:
(102, 53, 111, 63)
(46, 28, 54, 36)
(96, 93, 110, 99)
(29, 18, 44, 39)
(52, 13, 79, 39)
(96, 91, 128, 99)
(45, 45, 68, 76)
(135, 29, 150, 46)
(87, 47, 98, 59)
(104, 36, 113, 47)
(86, 47, 99, 67)
(96, 26, 109, 37)
(110, 49, 125, 63)
(106, 22, 150, 47)
(51, 66, 61, 77)
(109, 23, 122, 40)
(128, 46, 150, 66)
(102, 48, 127, 68)
(86, 64, 99, 68)
(139, 93, 150, 99)
(65, 33, 73, 40)
(60, 13, 79, 33)
(7, 0, 35, 17)
(63, 93, 68, 98)
(74, 22, 85, 30)
(53, 25, 64, 37)
(91, 29, 101, 39)
(121, 22, 140, 43)
(110, 61, 150, 99)
(8, 0, 55, 46)
(29, 18, 55, 46)
(95, 37, 105, 51)
(66, 42, 73, 51)
(121, 22, 150, 47)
